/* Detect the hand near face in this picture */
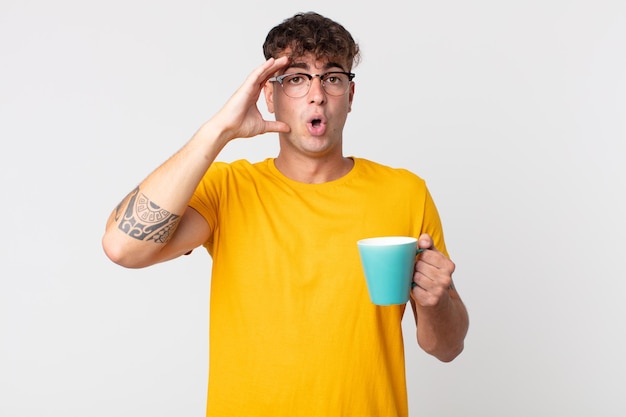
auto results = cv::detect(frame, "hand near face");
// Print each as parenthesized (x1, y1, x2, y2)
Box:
(210, 57, 291, 143)
(411, 233, 456, 308)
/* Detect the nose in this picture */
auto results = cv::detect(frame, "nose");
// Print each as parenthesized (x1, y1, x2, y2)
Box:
(307, 75, 326, 103)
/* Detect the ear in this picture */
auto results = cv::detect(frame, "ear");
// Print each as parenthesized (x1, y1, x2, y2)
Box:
(264, 81, 275, 114)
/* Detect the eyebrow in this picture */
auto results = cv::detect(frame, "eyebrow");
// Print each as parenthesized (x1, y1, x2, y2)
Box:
(286, 61, 347, 73)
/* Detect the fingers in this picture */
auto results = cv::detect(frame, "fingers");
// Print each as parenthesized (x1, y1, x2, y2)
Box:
(413, 258, 453, 291)
(415, 246, 455, 283)
(264, 120, 291, 134)
(228, 56, 289, 107)
(411, 265, 452, 307)
(257, 57, 291, 134)
(411, 234, 455, 307)
(212, 57, 290, 139)
(247, 56, 289, 90)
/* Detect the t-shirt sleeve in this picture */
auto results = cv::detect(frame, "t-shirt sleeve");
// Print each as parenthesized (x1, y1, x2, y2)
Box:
(188, 162, 229, 236)
(421, 184, 449, 258)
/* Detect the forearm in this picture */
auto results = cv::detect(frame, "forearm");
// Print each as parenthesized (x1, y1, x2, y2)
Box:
(102, 57, 291, 268)
(414, 289, 469, 362)
(102, 120, 228, 267)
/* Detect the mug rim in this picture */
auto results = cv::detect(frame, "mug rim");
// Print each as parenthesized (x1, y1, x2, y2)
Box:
(357, 236, 417, 246)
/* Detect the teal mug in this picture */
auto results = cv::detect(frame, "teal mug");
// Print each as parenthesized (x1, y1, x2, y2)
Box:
(357, 236, 424, 305)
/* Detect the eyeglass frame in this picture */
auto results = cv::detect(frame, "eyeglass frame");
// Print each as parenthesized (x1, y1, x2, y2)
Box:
(268, 71, 356, 97)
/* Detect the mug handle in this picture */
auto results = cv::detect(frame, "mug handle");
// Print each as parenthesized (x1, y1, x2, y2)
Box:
(411, 248, 426, 289)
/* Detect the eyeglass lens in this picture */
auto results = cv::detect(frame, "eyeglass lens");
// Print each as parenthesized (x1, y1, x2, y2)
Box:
(281, 73, 351, 97)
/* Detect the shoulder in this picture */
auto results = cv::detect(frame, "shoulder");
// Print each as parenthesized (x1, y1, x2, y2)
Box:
(208, 159, 254, 173)
(206, 159, 271, 179)
(353, 157, 426, 187)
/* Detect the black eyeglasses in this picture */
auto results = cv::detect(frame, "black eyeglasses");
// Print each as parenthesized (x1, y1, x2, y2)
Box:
(268, 72, 355, 98)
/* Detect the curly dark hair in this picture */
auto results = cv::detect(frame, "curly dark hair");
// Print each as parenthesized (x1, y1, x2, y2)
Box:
(262, 12, 361, 70)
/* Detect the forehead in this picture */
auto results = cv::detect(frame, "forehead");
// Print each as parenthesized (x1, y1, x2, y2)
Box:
(281, 51, 349, 72)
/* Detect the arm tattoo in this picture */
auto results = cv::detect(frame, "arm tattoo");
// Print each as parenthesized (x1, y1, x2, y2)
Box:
(114, 188, 180, 244)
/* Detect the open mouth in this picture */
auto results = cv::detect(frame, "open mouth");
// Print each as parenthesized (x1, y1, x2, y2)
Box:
(307, 115, 326, 136)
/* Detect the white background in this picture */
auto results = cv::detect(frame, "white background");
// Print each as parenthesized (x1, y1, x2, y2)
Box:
(2, 0, 625, 416)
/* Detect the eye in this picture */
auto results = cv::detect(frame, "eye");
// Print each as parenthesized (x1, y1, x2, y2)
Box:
(285, 74, 307, 85)
(324, 73, 344, 85)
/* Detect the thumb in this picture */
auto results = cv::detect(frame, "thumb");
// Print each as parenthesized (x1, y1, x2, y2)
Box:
(264, 120, 291, 134)
(418, 233, 434, 251)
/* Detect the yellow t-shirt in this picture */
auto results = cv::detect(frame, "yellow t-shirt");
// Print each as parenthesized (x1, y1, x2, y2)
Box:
(189, 157, 447, 417)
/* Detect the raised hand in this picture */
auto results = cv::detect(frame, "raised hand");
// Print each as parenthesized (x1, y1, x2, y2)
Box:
(208, 56, 291, 144)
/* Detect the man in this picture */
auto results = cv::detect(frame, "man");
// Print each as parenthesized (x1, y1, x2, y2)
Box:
(103, 12, 469, 417)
